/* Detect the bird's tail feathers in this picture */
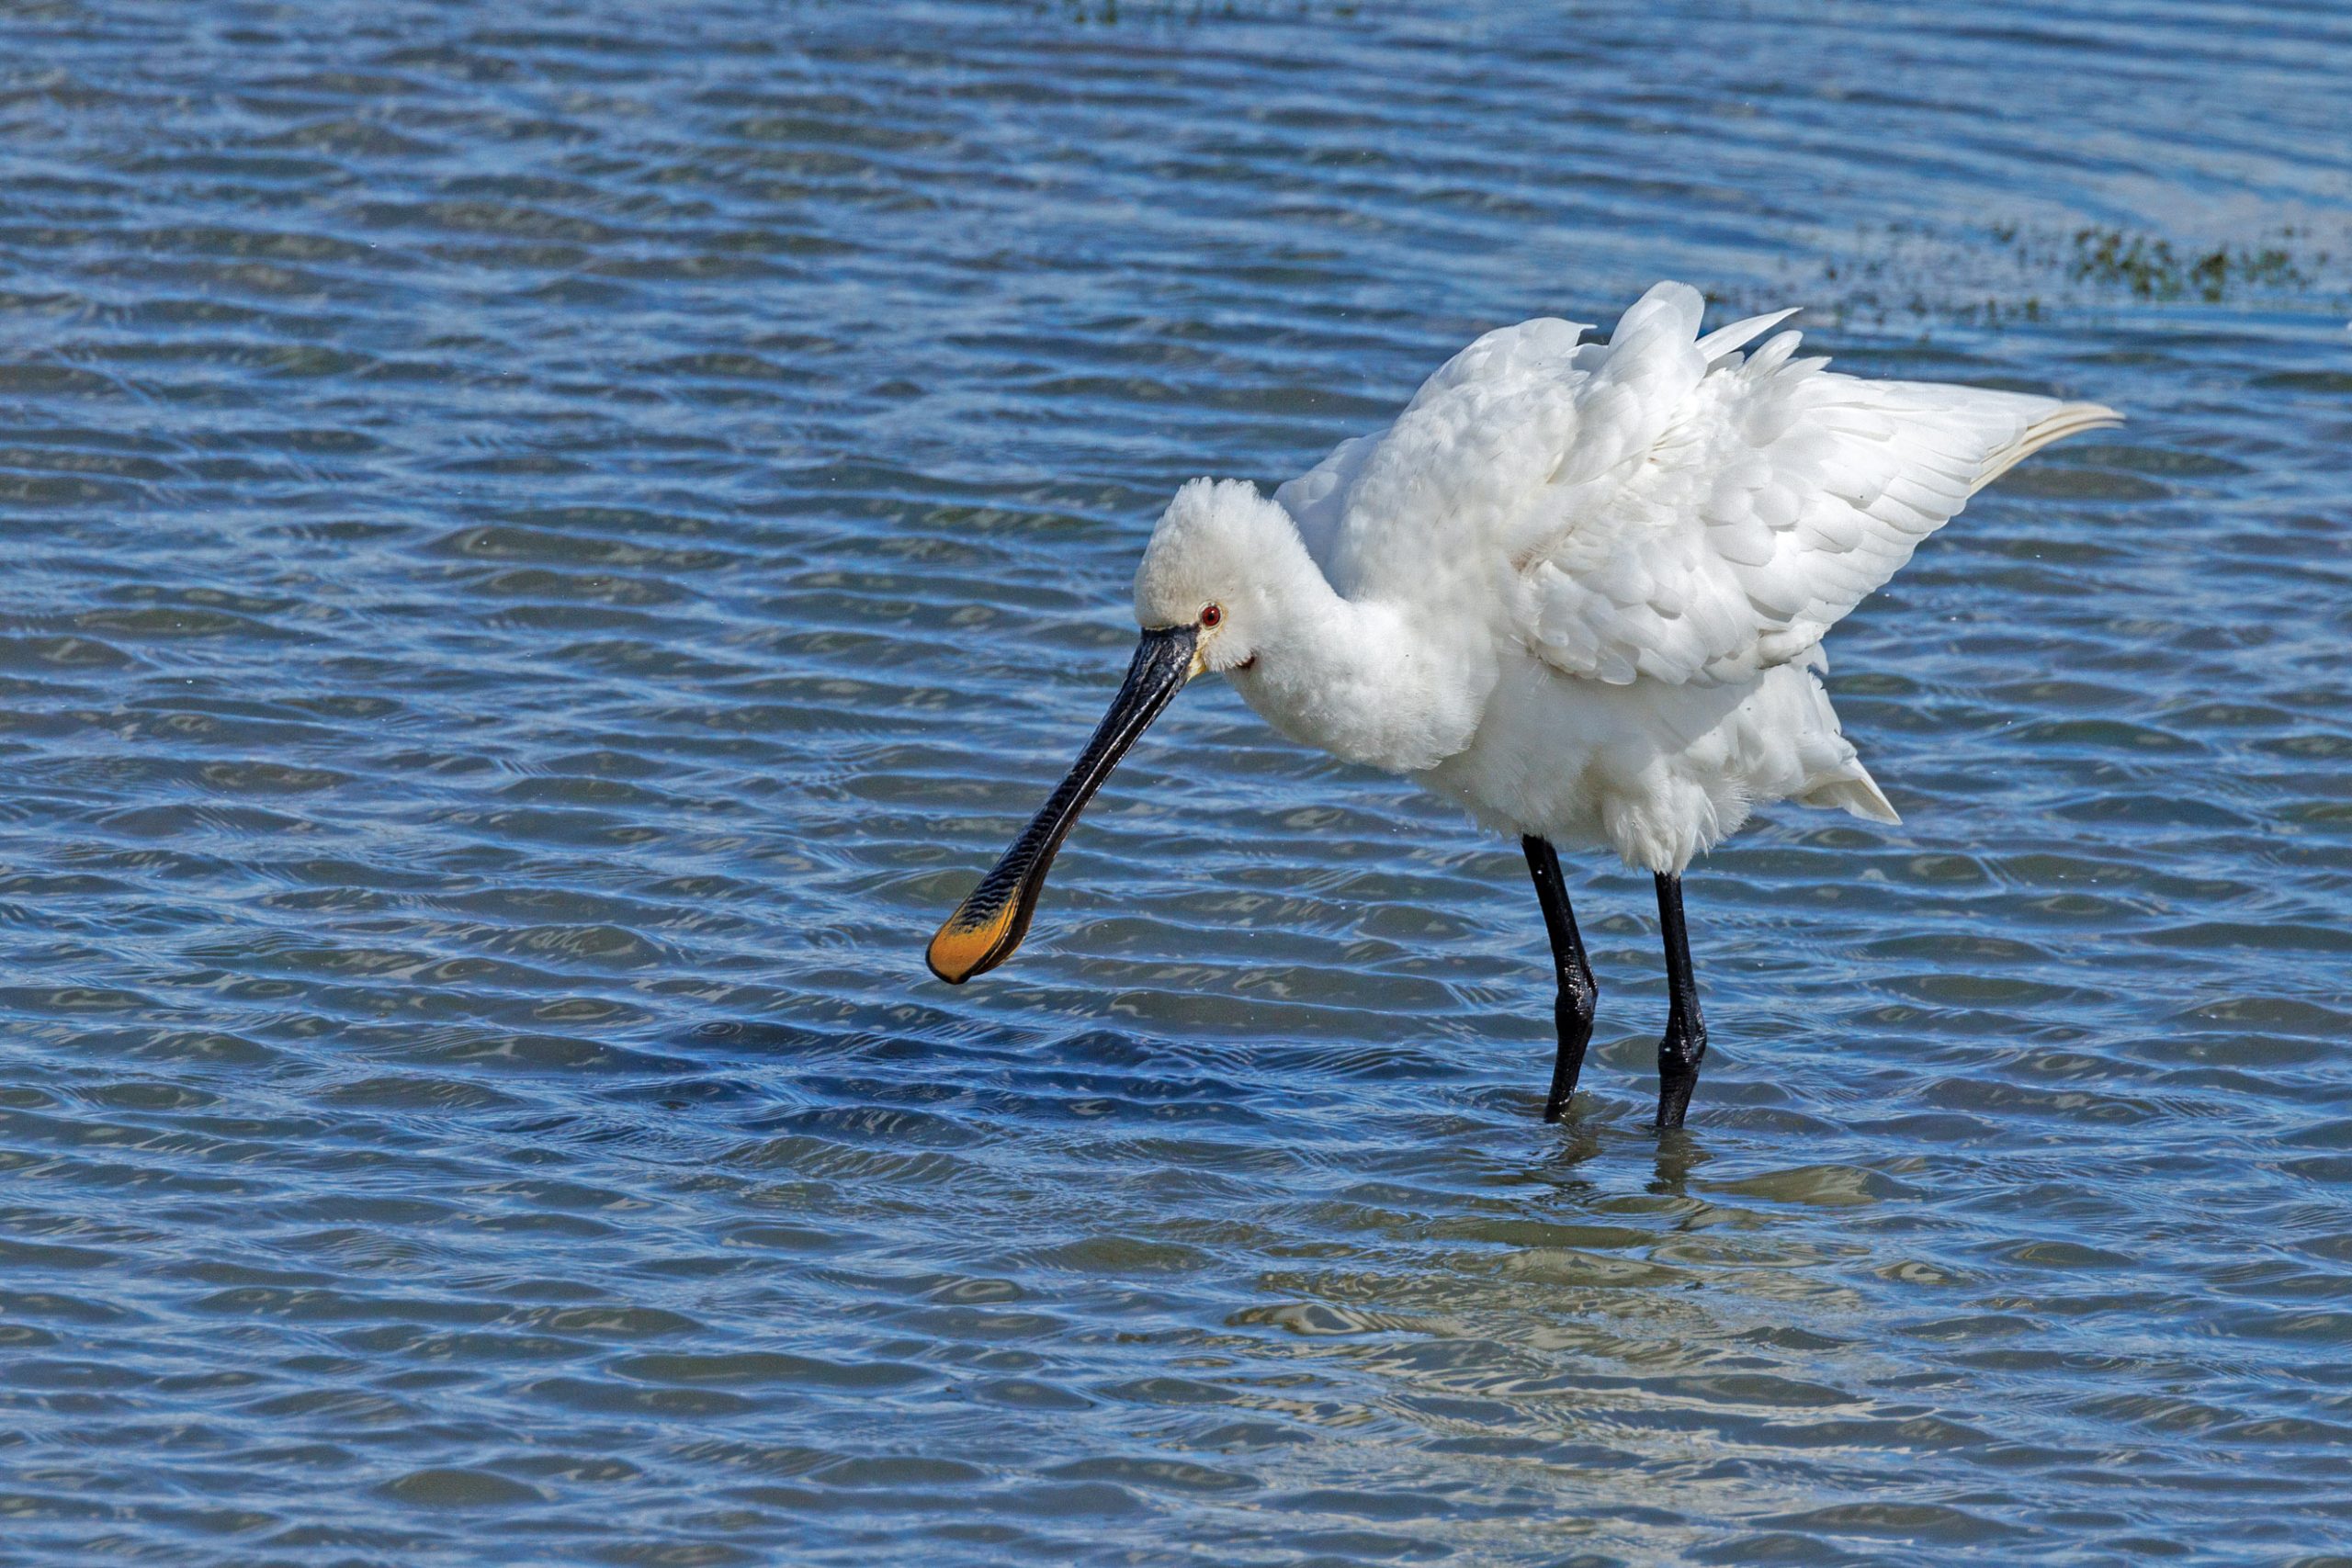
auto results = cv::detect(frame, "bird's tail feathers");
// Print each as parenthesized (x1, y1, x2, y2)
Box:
(1797, 766, 1901, 825)
(1972, 401, 2122, 495)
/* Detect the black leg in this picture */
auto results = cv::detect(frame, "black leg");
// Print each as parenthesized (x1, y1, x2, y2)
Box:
(1652, 872, 1708, 1130)
(1521, 837, 1597, 1122)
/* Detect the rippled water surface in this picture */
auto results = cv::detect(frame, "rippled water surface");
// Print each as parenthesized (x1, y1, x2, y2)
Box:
(4, 2, 2351, 1562)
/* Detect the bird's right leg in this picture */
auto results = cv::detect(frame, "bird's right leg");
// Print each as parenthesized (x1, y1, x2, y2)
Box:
(1651, 872, 1708, 1132)
(1521, 837, 1597, 1122)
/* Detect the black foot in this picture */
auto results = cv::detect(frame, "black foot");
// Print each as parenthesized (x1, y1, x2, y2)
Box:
(1542, 1009, 1591, 1123)
(1654, 1044, 1705, 1130)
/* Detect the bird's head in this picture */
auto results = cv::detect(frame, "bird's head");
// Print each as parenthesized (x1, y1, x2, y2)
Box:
(925, 477, 1284, 985)
(1132, 476, 1284, 675)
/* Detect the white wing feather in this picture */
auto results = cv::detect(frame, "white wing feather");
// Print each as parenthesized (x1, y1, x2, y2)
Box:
(1276, 281, 2120, 687)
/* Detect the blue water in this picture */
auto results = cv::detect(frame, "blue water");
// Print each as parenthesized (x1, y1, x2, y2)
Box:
(2, 3, 2349, 1562)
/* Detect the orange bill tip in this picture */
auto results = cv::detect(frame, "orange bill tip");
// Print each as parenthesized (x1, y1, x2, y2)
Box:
(926, 897, 1020, 985)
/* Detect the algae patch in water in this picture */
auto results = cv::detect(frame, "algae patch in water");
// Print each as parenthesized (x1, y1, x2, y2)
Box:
(1756, 220, 2343, 328)
(2061, 227, 2312, 302)
(1023, 0, 1371, 24)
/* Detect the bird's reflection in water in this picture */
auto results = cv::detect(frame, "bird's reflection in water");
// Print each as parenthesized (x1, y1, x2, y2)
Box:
(1648, 1127, 1709, 1200)
(1515, 1092, 1711, 1201)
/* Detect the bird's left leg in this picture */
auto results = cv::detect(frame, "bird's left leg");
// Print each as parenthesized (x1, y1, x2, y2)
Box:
(1652, 872, 1708, 1131)
(1521, 837, 1597, 1122)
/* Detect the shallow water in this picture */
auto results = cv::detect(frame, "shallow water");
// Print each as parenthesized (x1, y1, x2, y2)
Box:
(3, 2, 2350, 1562)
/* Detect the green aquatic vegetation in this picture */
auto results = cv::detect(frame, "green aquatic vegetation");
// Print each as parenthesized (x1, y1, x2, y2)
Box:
(1758, 220, 2343, 329)
(1028, 0, 1370, 22)
(2068, 228, 2312, 302)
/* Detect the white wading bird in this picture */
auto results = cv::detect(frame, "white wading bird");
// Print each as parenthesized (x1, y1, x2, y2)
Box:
(929, 282, 2118, 1129)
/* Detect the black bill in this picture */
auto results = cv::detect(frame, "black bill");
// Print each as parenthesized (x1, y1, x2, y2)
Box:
(926, 624, 1199, 984)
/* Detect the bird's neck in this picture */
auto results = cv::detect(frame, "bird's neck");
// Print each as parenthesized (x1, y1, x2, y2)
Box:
(1226, 529, 1492, 776)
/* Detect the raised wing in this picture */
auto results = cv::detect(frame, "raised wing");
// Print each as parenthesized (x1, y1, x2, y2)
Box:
(1275, 281, 2118, 687)
(1521, 285, 2120, 685)
(1272, 313, 1597, 596)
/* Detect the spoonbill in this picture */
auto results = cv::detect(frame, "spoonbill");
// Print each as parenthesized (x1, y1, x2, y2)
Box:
(928, 281, 2118, 1129)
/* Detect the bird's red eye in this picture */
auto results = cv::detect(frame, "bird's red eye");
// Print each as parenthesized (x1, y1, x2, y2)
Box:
(1201, 604, 1223, 629)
